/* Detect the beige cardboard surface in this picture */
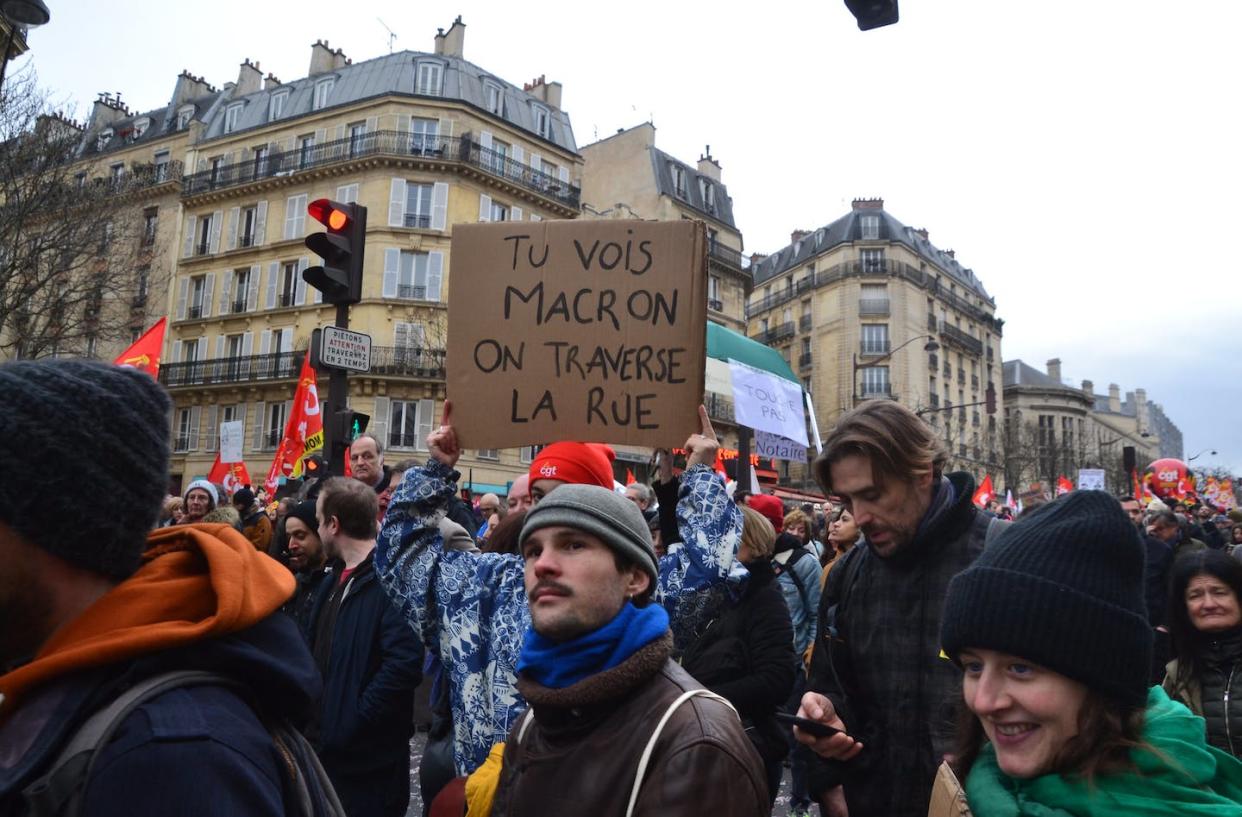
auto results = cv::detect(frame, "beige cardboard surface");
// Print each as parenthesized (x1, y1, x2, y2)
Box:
(448, 219, 707, 448)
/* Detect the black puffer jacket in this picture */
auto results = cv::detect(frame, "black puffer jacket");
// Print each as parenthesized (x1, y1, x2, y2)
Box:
(681, 559, 797, 764)
(1165, 628, 1242, 758)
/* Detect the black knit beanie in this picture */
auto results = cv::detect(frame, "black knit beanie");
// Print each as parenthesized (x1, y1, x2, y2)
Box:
(0, 359, 171, 579)
(940, 490, 1152, 707)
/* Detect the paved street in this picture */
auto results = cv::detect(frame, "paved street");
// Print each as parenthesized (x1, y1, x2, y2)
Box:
(404, 730, 803, 816)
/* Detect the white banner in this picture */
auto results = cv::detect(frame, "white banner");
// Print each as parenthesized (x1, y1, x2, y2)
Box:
(1077, 468, 1106, 491)
(755, 429, 807, 463)
(220, 421, 245, 463)
(728, 359, 808, 446)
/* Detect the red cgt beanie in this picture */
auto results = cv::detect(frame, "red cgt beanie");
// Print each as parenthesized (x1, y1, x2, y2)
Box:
(748, 493, 786, 534)
(530, 442, 616, 489)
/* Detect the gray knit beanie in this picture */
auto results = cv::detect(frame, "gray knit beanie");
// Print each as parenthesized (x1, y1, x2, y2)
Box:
(941, 490, 1152, 707)
(520, 484, 658, 586)
(0, 359, 171, 579)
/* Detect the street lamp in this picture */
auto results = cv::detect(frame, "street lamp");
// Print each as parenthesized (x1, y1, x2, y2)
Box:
(0, 0, 51, 93)
(1188, 449, 1217, 462)
(852, 333, 939, 406)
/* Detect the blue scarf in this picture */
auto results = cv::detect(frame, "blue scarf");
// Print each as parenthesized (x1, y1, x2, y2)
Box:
(517, 602, 669, 689)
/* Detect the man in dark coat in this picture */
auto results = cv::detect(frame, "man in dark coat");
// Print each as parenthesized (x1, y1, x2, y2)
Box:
(0, 359, 322, 817)
(308, 477, 423, 817)
(795, 400, 1000, 817)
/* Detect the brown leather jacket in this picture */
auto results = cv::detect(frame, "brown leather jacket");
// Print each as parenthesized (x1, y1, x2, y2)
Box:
(491, 634, 770, 816)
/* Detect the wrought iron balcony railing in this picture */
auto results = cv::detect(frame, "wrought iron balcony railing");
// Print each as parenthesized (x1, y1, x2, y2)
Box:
(182, 131, 581, 209)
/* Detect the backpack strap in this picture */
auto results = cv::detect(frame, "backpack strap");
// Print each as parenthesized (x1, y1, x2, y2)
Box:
(22, 671, 245, 817)
(624, 689, 736, 817)
(772, 546, 813, 613)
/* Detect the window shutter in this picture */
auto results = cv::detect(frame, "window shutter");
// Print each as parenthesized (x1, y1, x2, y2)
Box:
(512, 145, 524, 166)
(427, 252, 444, 301)
(416, 399, 435, 451)
(182, 215, 197, 258)
(439, 117, 452, 137)
(530, 153, 542, 175)
(479, 194, 492, 222)
(479, 131, 493, 152)
(252, 402, 266, 450)
(431, 183, 448, 230)
(242, 332, 253, 357)
(395, 115, 408, 136)
(365, 116, 377, 134)
(215, 335, 225, 359)
(293, 195, 306, 237)
(336, 183, 358, 203)
(284, 196, 299, 240)
(226, 207, 240, 250)
(196, 337, 207, 362)
(220, 270, 235, 313)
(511, 206, 523, 222)
(260, 329, 272, 356)
(176, 277, 188, 320)
(247, 265, 260, 310)
(189, 405, 201, 450)
(201, 274, 215, 318)
(334, 124, 345, 143)
(394, 322, 409, 348)
(254, 201, 267, 246)
(172, 339, 183, 363)
(383, 249, 399, 298)
(295, 257, 308, 305)
(265, 262, 278, 309)
(388, 178, 407, 227)
(206, 405, 219, 452)
(558, 166, 569, 184)
(371, 397, 390, 450)
(208, 211, 223, 254)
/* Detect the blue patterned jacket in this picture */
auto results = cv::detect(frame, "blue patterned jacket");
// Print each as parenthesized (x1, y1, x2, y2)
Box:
(375, 459, 746, 775)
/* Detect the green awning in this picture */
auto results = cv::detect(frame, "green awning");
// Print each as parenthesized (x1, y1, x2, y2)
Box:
(706, 321, 798, 383)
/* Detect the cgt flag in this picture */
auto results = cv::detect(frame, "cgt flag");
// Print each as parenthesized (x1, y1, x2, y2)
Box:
(113, 317, 167, 378)
(1056, 476, 1074, 496)
(972, 474, 995, 508)
(208, 453, 252, 497)
(264, 354, 324, 494)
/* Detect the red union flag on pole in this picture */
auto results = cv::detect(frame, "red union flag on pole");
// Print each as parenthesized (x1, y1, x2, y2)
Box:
(264, 354, 324, 494)
(113, 317, 167, 378)
(972, 474, 995, 508)
(208, 453, 252, 497)
(1056, 476, 1074, 496)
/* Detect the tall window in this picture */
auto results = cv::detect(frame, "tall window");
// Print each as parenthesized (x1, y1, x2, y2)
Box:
(224, 103, 243, 134)
(860, 248, 885, 272)
(176, 106, 194, 130)
(389, 399, 434, 449)
(532, 104, 550, 138)
(410, 117, 439, 154)
(348, 121, 366, 157)
(860, 214, 880, 240)
(231, 268, 251, 312)
(671, 165, 687, 198)
(394, 321, 426, 366)
(175, 408, 195, 452)
(490, 139, 510, 175)
(142, 208, 159, 246)
(298, 134, 315, 169)
(280, 261, 299, 306)
(241, 206, 257, 246)
(269, 90, 288, 120)
(398, 251, 440, 300)
(489, 201, 510, 222)
(859, 366, 890, 397)
(153, 150, 170, 182)
(189, 276, 207, 318)
(405, 183, 433, 228)
(416, 62, 443, 96)
(265, 403, 288, 449)
(860, 324, 889, 355)
(484, 81, 504, 115)
(312, 78, 334, 110)
(252, 146, 269, 177)
(699, 178, 716, 213)
(196, 213, 213, 255)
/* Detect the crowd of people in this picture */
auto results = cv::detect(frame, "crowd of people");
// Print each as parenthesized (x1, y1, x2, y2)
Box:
(2, 357, 1242, 817)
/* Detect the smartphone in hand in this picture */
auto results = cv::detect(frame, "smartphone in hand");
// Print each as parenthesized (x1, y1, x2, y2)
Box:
(775, 711, 849, 740)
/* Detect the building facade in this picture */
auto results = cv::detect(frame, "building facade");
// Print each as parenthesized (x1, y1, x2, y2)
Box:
(747, 198, 1005, 488)
(579, 123, 750, 472)
(128, 18, 581, 494)
(1002, 357, 1171, 494)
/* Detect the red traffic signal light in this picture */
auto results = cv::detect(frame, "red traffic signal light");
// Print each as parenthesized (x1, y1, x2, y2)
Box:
(304, 199, 367, 305)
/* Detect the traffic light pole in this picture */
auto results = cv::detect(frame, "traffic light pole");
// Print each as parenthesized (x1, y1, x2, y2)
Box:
(325, 302, 351, 477)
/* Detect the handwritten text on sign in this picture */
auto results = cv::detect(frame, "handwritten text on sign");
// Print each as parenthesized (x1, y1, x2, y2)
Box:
(448, 221, 707, 448)
(728, 359, 808, 446)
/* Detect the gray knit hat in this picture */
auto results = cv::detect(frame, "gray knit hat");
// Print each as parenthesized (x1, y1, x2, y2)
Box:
(0, 359, 171, 579)
(520, 484, 658, 586)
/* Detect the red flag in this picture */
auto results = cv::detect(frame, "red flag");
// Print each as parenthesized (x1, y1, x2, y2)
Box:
(113, 317, 167, 378)
(264, 355, 324, 494)
(625, 468, 636, 486)
(713, 449, 727, 478)
(972, 474, 994, 507)
(1056, 476, 1074, 496)
(208, 453, 253, 496)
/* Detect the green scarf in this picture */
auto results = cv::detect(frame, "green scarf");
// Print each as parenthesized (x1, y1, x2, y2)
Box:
(965, 686, 1242, 816)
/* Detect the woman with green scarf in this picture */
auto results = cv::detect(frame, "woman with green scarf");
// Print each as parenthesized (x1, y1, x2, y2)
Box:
(932, 490, 1242, 816)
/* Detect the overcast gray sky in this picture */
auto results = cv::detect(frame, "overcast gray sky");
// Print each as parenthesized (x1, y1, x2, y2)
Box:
(18, 0, 1242, 476)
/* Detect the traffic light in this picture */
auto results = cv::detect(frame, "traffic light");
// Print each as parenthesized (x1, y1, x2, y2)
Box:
(844, 0, 899, 30)
(303, 455, 326, 477)
(330, 409, 370, 446)
(303, 199, 367, 305)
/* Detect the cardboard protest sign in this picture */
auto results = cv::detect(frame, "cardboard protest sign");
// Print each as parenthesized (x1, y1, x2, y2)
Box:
(728, 359, 808, 446)
(448, 220, 707, 448)
(219, 420, 245, 463)
(1077, 469, 1106, 491)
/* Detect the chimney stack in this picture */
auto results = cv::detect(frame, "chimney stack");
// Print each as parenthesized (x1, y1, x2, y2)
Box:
(1046, 358, 1062, 384)
(697, 145, 721, 182)
(263, 73, 282, 90)
(309, 39, 335, 75)
(171, 71, 216, 108)
(790, 230, 811, 245)
(1108, 383, 1121, 413)
(434, 16, 466, 58)
(236, 59, 262, 96)
(914, 227, 929, 241)
(851, 197, 884, 211)
(1081, 379, 1094, 401)
(89, 92, 130, 130)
